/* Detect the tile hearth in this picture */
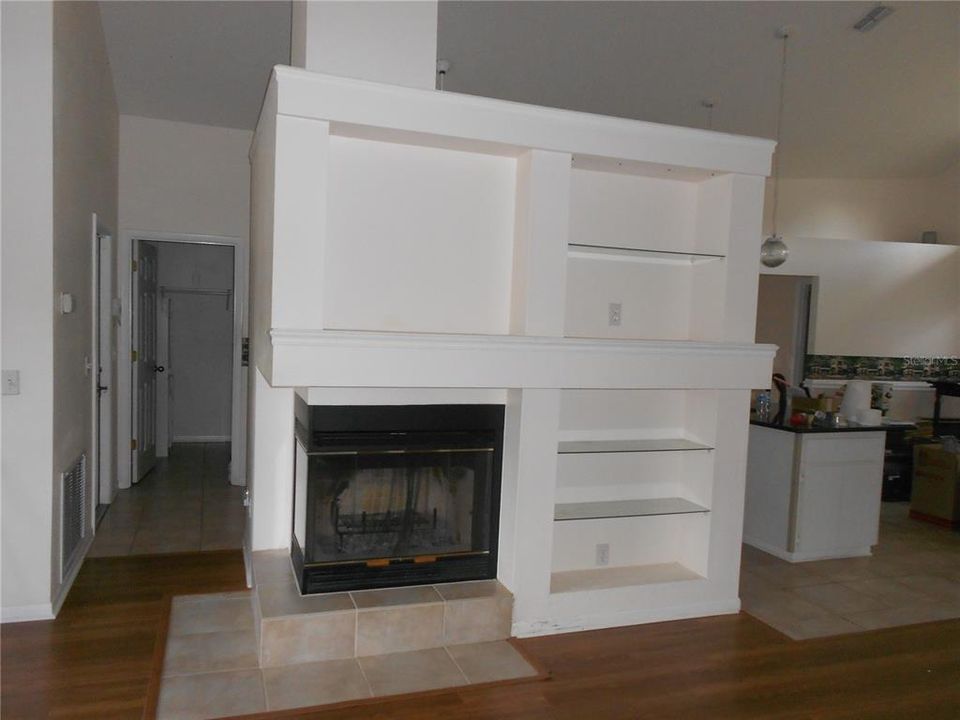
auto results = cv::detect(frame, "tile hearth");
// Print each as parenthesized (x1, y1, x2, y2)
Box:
(157, 553, 537, 719)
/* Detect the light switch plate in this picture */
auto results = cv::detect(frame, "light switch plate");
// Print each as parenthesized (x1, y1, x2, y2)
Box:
(2, 370, 20, 396)
(608, 302, 622, 326)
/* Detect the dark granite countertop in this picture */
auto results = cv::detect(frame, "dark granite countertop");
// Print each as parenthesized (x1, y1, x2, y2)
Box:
(749, 420, 913, 434)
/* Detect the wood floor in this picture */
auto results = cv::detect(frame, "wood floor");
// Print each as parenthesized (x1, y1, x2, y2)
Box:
(3, 550, 959, 720)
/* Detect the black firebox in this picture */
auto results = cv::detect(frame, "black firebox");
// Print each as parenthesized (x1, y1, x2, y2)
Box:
(292, 400, 504, 594)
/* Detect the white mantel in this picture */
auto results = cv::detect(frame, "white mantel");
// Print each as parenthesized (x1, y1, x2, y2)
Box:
(247, 67, 775, 636)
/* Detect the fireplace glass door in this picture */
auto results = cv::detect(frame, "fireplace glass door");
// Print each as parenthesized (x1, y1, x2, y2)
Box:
(306, 441, 494, 565)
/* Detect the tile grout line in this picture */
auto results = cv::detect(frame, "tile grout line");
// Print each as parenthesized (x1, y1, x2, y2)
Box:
(442, 644, 471, 684)
(354, 656, 375, 698)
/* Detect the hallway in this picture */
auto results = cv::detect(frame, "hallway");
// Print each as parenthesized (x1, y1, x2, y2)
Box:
(90, 443, 245, 556)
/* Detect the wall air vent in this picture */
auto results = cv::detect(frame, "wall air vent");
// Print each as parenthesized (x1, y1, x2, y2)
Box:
(61, 454, 87, 581)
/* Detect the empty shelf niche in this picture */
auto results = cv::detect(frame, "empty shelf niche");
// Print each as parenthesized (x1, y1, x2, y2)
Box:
(555, 497, 709, 521)
(551, 562, 704, 594)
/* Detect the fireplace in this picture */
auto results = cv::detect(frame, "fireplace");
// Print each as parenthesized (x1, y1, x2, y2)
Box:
(292, 401, 504, 594)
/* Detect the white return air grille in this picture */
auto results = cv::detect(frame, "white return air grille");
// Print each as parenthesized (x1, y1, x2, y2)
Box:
(61, 454, 87, 581)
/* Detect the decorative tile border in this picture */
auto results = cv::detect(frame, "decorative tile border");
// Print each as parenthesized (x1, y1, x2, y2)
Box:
(805, 355, 960, 382)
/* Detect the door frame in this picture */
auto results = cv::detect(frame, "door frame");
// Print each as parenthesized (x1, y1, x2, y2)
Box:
(117, 230, 248, 489)
(91, 214, 116, 516)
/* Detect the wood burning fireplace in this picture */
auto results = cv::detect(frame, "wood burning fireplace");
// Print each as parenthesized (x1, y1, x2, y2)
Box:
(292, 400, 504, 593)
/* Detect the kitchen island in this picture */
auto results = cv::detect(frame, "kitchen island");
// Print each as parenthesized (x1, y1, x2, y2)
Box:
(744, 421, 889, 562)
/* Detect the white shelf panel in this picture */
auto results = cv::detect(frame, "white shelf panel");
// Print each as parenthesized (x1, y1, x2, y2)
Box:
(555, 497, 709, 521)
(550, 562, 703, 594)
(568, 243, 725, 265)
(558, 438, 713, 454)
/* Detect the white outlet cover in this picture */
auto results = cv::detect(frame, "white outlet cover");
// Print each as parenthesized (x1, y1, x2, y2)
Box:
(2, 370, 20, 396)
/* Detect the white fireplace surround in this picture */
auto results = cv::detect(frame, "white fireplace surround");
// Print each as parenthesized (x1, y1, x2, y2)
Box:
(247, 67, 776, 637)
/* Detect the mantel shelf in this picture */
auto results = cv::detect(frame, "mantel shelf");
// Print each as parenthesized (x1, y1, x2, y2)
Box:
(554, 497, 709, 522)
(567, 243, 725, 265)
(550, 562, 704, 594)
(558, 438, 713, 454)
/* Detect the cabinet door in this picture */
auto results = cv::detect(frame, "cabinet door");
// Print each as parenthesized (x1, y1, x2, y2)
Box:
(796, 462, 882, 554)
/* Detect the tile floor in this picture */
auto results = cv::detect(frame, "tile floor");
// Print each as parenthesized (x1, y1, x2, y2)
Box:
(740, 502, 960, 639)
(157, 591, 538, 720)
(89, 443, 245, 556)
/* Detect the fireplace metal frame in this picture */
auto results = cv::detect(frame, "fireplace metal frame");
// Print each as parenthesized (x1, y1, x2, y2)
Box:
(291, 401, 504, 594)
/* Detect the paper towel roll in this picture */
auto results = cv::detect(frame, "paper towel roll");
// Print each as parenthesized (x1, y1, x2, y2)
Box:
(840, 380, 873, 420)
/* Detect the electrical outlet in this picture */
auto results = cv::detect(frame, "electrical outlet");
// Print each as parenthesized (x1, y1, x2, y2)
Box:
(595, 543, 610, 566)
(608, 302, 622, 326)
(2, 370, 20, 396)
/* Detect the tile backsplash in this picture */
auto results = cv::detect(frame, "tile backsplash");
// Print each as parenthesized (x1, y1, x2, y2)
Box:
(805, 355, 960, 382)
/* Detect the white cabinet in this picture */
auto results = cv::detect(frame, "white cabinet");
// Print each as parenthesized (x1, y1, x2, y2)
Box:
(745, 425, 885, 562)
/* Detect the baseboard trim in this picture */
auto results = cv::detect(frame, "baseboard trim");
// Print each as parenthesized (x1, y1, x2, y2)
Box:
(512, 598, 741, 638)
(172, 435, 231, 443)
(743, 536, 872, 563)
(1, 603, 55, 623)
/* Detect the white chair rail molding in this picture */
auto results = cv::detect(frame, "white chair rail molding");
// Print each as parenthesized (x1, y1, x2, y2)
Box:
(247, 66, 776, 636)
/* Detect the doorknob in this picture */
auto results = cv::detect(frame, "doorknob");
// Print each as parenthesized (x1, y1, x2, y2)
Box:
(97, 385, 109, 396)
(154, 365, 165, 373)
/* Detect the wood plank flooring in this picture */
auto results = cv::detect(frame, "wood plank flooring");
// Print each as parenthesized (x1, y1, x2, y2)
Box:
(3, 549, 959, 720)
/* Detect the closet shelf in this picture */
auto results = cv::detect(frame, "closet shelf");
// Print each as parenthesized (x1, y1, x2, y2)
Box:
(558, 438, 713, 454)
(567, 243, 725, 265)
(554, 497, 709, 521)
(550, 562, 704, 594)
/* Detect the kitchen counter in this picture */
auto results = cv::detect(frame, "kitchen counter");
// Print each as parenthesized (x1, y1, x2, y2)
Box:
(744, 424, 886, 563)
(749, 419, 892, 434)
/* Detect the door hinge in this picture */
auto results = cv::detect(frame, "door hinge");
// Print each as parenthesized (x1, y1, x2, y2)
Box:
(131, 349, 138, 362)
(131, 438, 138, 450)
(131, 259, 138, 272)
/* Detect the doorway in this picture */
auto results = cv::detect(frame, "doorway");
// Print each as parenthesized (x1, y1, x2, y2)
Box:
(92, 215, 116, 523)
(755, 275, 817, 387)
(91, 233, 248, 556)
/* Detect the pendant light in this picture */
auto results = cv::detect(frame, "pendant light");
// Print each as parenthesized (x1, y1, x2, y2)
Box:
(761, 27, 792, 268)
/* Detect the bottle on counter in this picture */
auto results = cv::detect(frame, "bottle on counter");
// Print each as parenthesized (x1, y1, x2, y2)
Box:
(756, 392, 772, 422)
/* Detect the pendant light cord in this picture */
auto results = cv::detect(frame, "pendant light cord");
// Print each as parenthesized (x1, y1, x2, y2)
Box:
(770, 31, 789, 237)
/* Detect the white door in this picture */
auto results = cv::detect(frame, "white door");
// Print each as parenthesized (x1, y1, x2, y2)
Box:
(95, 229, 115, 506)
(133, 240, 161, 481)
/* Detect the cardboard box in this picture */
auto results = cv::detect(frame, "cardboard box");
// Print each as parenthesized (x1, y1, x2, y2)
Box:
(911, 444, 960, 527)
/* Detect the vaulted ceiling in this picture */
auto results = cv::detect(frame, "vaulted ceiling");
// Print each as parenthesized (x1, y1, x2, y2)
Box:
(98, 1, 959, 179)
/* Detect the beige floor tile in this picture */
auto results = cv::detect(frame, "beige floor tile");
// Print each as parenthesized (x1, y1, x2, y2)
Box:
(359, 648, 467, 696)
(158, 668, 265, 720)
(893, 575, 960, 603)
(351, 585, 443, 609)
(442, 593, 512, 646)
(258, 581, 354, 619)
(251, 550, 295, 586)
(169, 593, 256, 636)
(844, 602, 960, 631)
(356, 603, 444, 656)
(839, 578, 934, 606)
(94, 442, 244, 558)
(793, 583, 889, 615)
(163, 629, 259, 676)
(435, 580, 508, 601)
(746, 562, 829, 589)
(447, 641, 537, 684)
(772, 613, 865, 640)
(260, 611, 356, 667)
(741, 588, 833, 621)
(263, 659, 371, 710)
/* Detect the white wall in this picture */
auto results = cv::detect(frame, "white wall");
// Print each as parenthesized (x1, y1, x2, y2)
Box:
(1, 1, 56, 620)
(119, 115, 252, 238)
(51, 0, 119, 609)
(762, 237, 960, 357)
(1, 0, 119, 620)
(157, 243, 234, 442)
(764, 165, 960, 246)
